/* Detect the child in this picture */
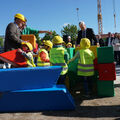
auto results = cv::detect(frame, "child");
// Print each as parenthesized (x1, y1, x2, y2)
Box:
(66, 42, 72, 48)
(37, 40, 53, 67)
(33, 43, 38, 66)
(18, 42, 36, 67)
(68, 38, 95, 97)
(50, 36, 69, 84)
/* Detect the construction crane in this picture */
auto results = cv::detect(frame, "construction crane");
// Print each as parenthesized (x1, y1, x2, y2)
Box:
(97, 0, 103, 35)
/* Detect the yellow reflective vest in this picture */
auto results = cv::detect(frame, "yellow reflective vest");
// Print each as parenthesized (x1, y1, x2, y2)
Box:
(25, 52, 36, 67)
(37, 49, 50, 67)
(77, 49, 95, 76)
(50, 47, 68, 75)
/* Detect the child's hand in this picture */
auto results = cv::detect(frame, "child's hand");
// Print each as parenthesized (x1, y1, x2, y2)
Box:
(77, 44, 80, 47)
(17, 48, 22, 53)
(67, 59, 73, 64)
(67, 60, 70, 64)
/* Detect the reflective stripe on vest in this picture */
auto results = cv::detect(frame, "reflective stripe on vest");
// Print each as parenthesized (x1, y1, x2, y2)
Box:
(52, 63, 66, 66)
(77, 49, 94, 76)
(50, 47, 68, 75)
(78, 68, 94, 72)
(37, 61, 50, 66)
(37, 49, 50, 67)
(63, 66, 68, 71)
(78, 63, 94, 67)
(51, 63, 68, 73)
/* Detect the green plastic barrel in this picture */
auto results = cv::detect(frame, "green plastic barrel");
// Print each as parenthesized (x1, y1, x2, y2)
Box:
(97, 47, 114, 63)
(97, 80, 115, 97)
(68, 58, 78, 89)
(92, 70, 99, 95)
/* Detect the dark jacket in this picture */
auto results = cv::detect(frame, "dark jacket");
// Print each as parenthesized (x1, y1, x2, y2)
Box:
(99, 38, 105, 47)
(105, 37, 114, 46)
(4, 22, 23, 52)
(77, 28, 97, 45)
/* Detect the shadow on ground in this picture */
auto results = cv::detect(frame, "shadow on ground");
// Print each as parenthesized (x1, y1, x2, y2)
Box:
(42, 95, 120, 118)
(42, 89, 120, 118)
(42, 66, 120, 118)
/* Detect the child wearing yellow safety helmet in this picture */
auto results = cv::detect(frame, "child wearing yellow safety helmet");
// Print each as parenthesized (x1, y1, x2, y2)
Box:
(66, 42, 72, 48)
(50, 36, 69, 84)
(37, 40, 53, 67)
(68, 38, 95, 98)
(18, 42, 36, 67)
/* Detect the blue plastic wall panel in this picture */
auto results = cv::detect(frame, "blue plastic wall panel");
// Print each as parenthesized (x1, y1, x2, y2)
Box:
(0, 85, 75, 112)
(0, 66, 62, 92)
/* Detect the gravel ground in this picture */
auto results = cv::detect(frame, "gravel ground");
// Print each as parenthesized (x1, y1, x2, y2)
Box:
(0, 66, 120, 120)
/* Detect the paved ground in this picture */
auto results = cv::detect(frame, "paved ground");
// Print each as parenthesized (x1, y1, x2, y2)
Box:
(0, 66, 120, 120)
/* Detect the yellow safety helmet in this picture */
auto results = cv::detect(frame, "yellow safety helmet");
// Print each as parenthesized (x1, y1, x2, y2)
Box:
(80, 38, 90, 49)
(44, 40, 53, 49)
(22, 42, 33, 51)
(14, 13, 26, 22)
(66, 42, 72, 47)
(43, 40, 45, 43)
(52, 36, 63, 44)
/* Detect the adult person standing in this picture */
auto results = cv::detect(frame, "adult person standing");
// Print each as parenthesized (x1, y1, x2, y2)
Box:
(112, 33, 120, 65)
(21, 20, 52, 66)
(67, 36, 71, 43)
(105, 32, 114, 47)
(4, 13, 26, 68)
(4, 13, 26, 52)
(97, 35, 105, 47)
(77, 21, 98, 46)
(67, 36, 73, 47)
(21, 20, 52, 35)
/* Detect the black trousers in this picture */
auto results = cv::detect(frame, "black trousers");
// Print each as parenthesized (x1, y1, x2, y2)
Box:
(57, 74, 67, 85)
(114, 51, 120, 65)
(79, 76, 93, 95)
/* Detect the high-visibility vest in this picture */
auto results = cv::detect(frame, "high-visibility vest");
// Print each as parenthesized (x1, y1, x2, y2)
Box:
(77, 49, 95, 76)
(37, 49, 50, 67)
(50, 47, 68, 75)
(25, 52, 36, 67)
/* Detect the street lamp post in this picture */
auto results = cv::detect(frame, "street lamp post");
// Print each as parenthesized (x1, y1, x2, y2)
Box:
(76, 8, 79, 24)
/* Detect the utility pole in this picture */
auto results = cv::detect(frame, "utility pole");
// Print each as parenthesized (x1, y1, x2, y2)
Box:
(97, 0, 103, 35)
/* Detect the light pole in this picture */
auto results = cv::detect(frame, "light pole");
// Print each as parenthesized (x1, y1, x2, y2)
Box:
(76, 8, 79, 24)
(113, 0, 116, 32)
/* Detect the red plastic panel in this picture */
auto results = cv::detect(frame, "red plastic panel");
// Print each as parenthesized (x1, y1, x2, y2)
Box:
(94, 58, 98, 70)
(0, 49, 27, 67)
(98, 63, 116, 81)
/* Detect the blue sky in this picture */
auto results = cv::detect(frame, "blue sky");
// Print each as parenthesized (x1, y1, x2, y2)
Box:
(0, 0, 120, 37)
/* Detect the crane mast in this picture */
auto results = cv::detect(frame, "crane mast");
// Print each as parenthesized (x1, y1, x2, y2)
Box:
(97, 0, 103, 35)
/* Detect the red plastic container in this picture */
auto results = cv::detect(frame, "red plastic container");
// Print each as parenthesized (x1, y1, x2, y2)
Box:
(94, 58, 98, 70)
(98, 63, 116, 81)
(0, 49, 27, 67)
